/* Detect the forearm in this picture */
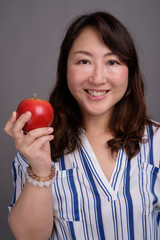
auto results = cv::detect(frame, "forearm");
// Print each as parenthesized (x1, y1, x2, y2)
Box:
(9, 181, 53, 240)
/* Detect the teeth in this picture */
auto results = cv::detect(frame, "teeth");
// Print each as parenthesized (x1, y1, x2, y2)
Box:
(88, 90, 107, 97)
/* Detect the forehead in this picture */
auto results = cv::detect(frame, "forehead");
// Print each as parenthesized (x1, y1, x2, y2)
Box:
(69, 26, 110, 53)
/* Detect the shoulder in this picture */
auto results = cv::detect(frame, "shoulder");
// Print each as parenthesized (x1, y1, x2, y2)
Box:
(142, 122, 160, 167)
(144, 120, 160, 139)
(151, 123, 160, 152)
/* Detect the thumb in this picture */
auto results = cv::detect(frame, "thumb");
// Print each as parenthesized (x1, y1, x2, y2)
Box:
(4, 111, 17, 137)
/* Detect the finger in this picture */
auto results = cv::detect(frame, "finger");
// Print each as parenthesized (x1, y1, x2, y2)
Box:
(24, 127, 54, 146)
(4, 111, 17, 137)
(13, 111, 32, 137)
(31, 134, 54, 151)
(42, 141, 51, 153)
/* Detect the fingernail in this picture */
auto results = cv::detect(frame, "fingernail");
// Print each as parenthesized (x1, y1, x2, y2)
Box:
(23, 111, 31, 116)
(9, 111, 16, 120)
(48, 127, 54, 132)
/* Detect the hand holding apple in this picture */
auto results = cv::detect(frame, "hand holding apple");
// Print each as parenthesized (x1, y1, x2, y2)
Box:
(16, 94, 54, 132)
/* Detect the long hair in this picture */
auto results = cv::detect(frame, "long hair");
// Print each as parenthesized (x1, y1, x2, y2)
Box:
(49, 11, 158, 161)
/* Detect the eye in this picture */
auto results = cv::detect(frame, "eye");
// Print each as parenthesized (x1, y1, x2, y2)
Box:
(107, 60, 120, 65)
(78, 59, 90, 64)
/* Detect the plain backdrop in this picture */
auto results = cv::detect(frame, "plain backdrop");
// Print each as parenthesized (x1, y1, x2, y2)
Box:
(1, 0, 160, 239)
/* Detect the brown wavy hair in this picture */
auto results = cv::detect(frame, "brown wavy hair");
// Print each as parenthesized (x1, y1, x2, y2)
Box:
(49, 11, 158, 161)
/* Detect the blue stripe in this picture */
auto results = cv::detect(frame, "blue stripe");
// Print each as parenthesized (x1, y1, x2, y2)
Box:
(80, 148, 105, 240)
(8, 161, 17, 211)
(152, 167, 159, 220)
(81, 174, 93, 239)
(117, 194, 124, 239)
(145, 149, 152, 236)
(111, 201, 118, 240)
(18, 151, 29, 165)
(60, 155, 65, 170)
(68, 221, 76, 240)
(148, 125, 154, 165)
(157, 213, 160, 225)
(111, 150, 123, 190)
(73, 152, 88, 239)
(125, 159, 134, 240)
(137, 151, 147, 239)
(67, 169, 80, 221)
(53, 225, 59, 240)
(58, 220, 68, 240)
(20, 168, 24, 190)
(61, 172, 69, 220)
(54, 173, 63, 219)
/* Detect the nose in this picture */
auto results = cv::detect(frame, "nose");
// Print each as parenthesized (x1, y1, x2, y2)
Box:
(88, 64, 106, 85)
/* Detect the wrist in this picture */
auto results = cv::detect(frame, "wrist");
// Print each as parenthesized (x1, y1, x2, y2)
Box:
(26, 164, 55, 187)
(31, 162, 53, 178)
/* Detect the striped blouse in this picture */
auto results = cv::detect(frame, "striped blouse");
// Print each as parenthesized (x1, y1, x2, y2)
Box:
(9, 124, 160, 240)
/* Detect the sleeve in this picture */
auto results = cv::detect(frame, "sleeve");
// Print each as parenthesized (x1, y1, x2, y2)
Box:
(8, 151, 29, 217)
(152, 125, 160, 235)
(152, 125, 160, 168)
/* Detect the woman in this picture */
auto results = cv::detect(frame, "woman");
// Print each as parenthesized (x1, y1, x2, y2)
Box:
(4, 11, 160, 240)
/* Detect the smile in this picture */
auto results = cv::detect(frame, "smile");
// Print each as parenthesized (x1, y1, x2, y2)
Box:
(86, 89, 109, 97)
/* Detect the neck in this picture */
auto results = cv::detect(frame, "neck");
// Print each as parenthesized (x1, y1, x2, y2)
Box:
(82, 114, 111, 137)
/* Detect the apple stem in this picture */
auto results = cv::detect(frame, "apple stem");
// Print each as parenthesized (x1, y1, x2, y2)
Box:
(33, 93, 37, 100)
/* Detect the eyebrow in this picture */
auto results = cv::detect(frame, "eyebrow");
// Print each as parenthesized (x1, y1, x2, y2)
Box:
(72, 50, 117, 57)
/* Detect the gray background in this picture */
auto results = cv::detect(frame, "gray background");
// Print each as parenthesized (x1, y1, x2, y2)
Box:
(1, 0, 159, 239)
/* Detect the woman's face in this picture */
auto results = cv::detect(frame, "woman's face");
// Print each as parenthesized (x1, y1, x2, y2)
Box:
(67, 27, 128, 121)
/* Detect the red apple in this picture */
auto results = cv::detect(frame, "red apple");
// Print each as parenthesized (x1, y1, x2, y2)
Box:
(16, 93, 54, 132)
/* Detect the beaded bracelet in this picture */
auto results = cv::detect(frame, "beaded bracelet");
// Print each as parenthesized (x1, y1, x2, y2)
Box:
(26, 165, 55, 187)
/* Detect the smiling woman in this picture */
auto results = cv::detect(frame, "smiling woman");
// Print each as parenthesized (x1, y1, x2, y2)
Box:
(4, 11, 160, 240)
(50, 11, 152, 161)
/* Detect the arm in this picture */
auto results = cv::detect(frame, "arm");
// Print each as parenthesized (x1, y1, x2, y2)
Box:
(4, 112, 54, 240)
(9, 180, 53, 240)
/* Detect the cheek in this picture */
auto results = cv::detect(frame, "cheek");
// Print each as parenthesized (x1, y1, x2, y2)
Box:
(67, 68, 76, 83)
(67, 67, 85, 89)
(114, 68, 128, 89)
(67, 68, 79, 94)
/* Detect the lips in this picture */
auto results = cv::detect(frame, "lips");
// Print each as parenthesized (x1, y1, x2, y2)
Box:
(86, 89, 109, 97)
